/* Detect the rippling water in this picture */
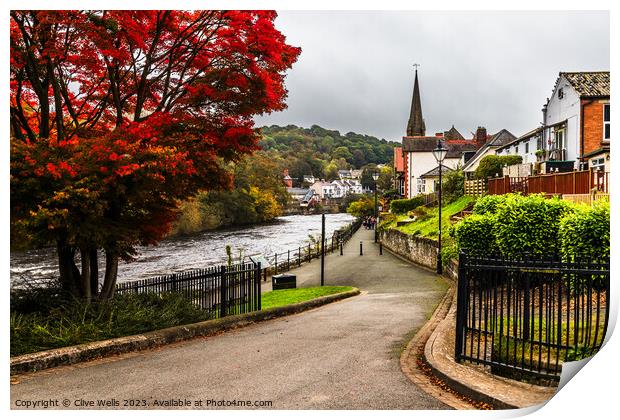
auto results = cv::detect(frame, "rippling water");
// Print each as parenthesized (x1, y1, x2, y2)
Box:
(10, 213, 356, 286)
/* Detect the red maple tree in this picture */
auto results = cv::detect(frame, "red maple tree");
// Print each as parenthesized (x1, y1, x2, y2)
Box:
(10, 10, 300, 299)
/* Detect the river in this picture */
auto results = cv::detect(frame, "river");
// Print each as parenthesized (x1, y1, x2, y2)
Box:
(10, 213, 356, 287)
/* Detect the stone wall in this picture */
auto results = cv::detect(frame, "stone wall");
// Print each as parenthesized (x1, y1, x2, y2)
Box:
(380, 229, 458, 281)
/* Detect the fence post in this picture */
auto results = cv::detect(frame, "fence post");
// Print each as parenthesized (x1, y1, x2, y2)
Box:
(308, 243, 311, 262)
(274, 253, 278, 275)
(523, 259, 531, 341)
(287, 249, 290, 271)
(360, 241, 363, 256)
(298, 246, 301, 267)
(379, 242, 383, 255)
(220, 265, 227, 318)
(255, 262, 261, 311)
(340, 241, 343, 255)
(454, 252, 468, 362)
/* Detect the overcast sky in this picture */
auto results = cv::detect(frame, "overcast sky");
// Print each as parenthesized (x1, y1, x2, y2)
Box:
(254, 11, 610, 141)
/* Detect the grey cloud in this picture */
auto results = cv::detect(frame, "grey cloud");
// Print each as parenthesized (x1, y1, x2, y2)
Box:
(254, 11, 609, 141)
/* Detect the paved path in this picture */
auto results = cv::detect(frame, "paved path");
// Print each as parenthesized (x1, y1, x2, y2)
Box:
(11, 228, 450, 409)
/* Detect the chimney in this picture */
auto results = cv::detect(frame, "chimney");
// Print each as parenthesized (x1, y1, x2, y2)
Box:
(475, 126, 487, 149)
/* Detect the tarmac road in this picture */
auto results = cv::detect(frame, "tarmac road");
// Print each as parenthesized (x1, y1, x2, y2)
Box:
(11, 227, 451, 410)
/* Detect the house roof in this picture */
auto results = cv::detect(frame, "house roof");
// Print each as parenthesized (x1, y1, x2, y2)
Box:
(561, 71, 609, 97)
(402, 136, 478, 158)
(444, 125, 465, 141)
(287, 187, 309, 195)
(420, 164, 454, 178)
(462, 129, 517, 171)
(495, 127, 541, 152)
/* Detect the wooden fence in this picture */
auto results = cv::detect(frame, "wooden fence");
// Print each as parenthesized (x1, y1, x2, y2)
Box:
(487, 170, 609, 196)
(464, 179, 486, 196)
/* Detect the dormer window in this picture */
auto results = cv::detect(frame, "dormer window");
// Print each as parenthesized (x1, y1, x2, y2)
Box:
(558, 88, 564, 99)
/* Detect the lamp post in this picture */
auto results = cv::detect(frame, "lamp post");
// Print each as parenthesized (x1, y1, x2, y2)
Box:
(372, 170, 379, 243)
(432, 140, 448, 275)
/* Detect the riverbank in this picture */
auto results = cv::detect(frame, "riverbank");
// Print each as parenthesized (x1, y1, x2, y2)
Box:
(11, 213, 355, 287)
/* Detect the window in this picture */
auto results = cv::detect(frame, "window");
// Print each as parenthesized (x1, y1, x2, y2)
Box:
(536, 133, 543, 151)
(554, 128, 565, 150)
(591, 157, 605, 171)
(558, 88, 564, 99)
(525, 142, 529, 154)
(514, 145, 518, 154)
(604, 104, 610, 140)
(416, 178, 425, 194)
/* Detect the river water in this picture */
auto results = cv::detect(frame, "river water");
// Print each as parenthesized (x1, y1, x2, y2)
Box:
(10, 213, 356, 287)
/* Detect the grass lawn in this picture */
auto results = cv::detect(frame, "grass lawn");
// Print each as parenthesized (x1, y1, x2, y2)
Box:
(261, 286, 354, 309)
(382, 196, 475, 239)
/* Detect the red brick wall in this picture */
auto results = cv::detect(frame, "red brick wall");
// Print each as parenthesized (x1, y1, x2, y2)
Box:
(581, 99, 607, 158)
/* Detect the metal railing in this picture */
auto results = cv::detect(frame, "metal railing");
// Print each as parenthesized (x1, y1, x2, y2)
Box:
(261, 217, 362, 276)
(455, 252, 609, 382)
(115, 262, 262, 319)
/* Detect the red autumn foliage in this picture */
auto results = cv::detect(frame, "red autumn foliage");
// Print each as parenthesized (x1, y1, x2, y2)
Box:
(10, 10, 300, 299)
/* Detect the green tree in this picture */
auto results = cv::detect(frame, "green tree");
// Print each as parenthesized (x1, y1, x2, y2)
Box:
(474, 155, 523, 179)
(346, 196, 374, 217)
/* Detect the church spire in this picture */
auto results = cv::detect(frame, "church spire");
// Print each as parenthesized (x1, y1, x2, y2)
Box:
(406, 67, 426, 137)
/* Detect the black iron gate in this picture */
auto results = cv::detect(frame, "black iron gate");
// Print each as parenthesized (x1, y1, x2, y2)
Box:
(455, 252, 609, 381)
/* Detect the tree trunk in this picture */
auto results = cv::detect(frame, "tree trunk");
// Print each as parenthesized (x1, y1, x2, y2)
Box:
(57, 238, 80, 296)
(89, 248, 99, 298)
(99, 249, 119, 300)
(80, 247, 91, 302)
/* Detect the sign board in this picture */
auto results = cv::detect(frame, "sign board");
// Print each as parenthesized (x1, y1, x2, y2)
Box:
(249, 254, 271, 269)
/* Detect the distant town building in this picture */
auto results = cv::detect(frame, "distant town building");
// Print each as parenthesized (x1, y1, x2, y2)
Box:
(283, 169, 293, 188)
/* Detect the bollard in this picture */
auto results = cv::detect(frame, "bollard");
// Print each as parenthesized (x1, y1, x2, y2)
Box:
(340, 242, 343, 255)
(360, 241, 363, 256)
(379, 242, 383, 255)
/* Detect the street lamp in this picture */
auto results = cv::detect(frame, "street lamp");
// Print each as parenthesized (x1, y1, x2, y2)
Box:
(432, 140, 448, 275)
(372, 170, 379, 243)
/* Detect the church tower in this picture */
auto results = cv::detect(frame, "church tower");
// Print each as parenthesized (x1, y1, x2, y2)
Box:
(406, 68, 426, 137)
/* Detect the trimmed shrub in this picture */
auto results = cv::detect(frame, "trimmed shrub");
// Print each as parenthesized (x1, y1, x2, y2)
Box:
(472, 194, 508, 215)
(559, 201, 610, 259)
(452, 214, 499, 257)
(494, 194, 573, 257)
(390, 195, 425, 214)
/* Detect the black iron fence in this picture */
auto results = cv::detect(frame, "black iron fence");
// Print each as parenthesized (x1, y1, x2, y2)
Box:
(264, 217, 362, 275)
(115, 262, 261, 319)
(455, 252, 609, 382)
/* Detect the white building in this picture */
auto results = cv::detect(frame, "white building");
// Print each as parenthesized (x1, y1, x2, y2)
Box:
(497, 72, 610, 173)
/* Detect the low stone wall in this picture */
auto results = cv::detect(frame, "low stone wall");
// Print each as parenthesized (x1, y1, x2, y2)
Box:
(379, 229, 458, 281)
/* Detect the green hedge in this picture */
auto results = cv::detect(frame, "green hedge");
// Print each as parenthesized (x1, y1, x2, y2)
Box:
(452, 214, 499, 256)
(390, 195, 425, 214)
(472, 195, 508, 215)
(453, 194, 608, 260)
(559, 201, 610, 259)
(495, 195, 573, 257)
